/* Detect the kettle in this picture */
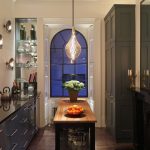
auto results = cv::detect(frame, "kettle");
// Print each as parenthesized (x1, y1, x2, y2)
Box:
(1, 87, 11, 101)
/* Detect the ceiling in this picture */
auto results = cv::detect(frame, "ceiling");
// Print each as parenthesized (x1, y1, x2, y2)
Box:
(15, 0, 108, 1)
(13, 0, 135, 3)
(14, 0, 101, 2)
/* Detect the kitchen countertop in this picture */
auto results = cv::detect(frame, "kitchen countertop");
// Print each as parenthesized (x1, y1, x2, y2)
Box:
(133, 87, 150, 104)
(54, 99, 97, 123)
(0, 94, 35, 124)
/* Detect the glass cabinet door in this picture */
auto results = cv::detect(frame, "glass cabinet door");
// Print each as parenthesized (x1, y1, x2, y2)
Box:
(15, 18, 37, 92)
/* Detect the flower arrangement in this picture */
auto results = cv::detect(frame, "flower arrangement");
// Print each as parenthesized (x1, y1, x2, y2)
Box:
(63, 80, 84, 91)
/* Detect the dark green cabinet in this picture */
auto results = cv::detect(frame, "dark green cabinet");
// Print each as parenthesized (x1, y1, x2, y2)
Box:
(105, 5, 135, 142)
(141, 5, 150, 88)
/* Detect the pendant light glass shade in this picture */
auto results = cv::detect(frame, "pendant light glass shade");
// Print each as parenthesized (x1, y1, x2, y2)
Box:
(65, 27, 81, 63)
(65, 0, 81, 63)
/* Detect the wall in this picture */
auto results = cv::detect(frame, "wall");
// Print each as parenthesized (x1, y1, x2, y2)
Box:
(0, 0, 15, 90)
(0, 0, 136, 127)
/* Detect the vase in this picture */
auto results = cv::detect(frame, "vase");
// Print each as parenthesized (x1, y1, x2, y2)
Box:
(68, 90, 78, 102)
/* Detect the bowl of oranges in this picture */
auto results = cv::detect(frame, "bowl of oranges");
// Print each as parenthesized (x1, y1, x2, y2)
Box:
(66, 105, 84, 116)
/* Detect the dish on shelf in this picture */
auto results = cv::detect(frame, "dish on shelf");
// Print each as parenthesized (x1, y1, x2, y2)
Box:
(66, 105, 84, 116)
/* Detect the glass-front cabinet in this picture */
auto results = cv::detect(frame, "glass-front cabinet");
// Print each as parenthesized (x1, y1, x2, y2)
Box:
(15, 18, 37, 93)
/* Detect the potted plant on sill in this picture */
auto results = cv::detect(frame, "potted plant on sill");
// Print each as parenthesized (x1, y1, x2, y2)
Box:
(63, 80, 84, 102)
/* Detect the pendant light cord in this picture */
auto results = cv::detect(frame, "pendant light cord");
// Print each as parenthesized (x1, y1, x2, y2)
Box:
(72, 0, 74, 27)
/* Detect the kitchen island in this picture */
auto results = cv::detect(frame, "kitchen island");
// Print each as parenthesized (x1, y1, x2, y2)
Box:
(54, 99, 97, 150)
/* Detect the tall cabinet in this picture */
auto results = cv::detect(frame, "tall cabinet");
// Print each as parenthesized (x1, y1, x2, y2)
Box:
(105, 5, 135, 142)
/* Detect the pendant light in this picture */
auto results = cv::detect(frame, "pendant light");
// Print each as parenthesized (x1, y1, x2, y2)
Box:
(65, 0, 81, 64)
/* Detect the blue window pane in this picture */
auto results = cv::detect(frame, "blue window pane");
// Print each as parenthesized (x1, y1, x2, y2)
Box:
(51, 80, 63, 96)
(61, 30, 71, 42)
(51, 64, 62, 80)
(63, 89, 69, 96)
(52, 34, 65, 48)
(76, 64, 86, 74)
(63, 65, 75, 74)
(76, 49, 87, 64)
(51, 49, 63, 64)
(78, 88, 87, 97)
(51, 41, 56, 48)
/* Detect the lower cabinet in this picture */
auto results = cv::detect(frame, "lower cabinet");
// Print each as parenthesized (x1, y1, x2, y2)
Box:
(134, 91, 150, 150)
(0, 98, 37, 150)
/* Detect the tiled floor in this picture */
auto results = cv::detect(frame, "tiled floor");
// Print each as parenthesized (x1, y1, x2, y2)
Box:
(28, 126, 134, 150)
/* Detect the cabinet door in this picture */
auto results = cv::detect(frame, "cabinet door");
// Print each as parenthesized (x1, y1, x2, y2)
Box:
(116, 6, 135, 42)
(141, 5, 150, 42)
(115, 42, 135, 142)
(106, 96, 115, 135)
(0, 125, 10, 150)
(15, 18, 37, 91)
(105, 44, 115, 135)
(106, 48, 112, 96)
(141, 44, 150, 88)
(115, 42, 135, 100)
(105, 17, 111, 45)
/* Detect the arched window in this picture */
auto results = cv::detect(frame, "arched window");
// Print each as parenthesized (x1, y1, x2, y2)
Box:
(50, 29, 88, 97)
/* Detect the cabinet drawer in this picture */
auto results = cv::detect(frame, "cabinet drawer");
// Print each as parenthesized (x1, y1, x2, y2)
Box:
(0, 98, 36, 150)
(0, 127, 10, 150)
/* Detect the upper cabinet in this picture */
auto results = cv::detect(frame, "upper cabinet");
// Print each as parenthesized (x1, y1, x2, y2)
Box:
(140, 4, 150, 89)
(15, 18, 37, 88)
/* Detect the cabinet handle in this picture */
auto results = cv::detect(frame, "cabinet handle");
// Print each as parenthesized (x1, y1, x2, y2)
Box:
(22, 118, 28, 123)
(12, 143, 18, 150)
(24, 107, 29, 111)
(11, 115, 18, 121)
(0, 129, 3, 133)
(23, 129, 28, 135)
(32, 130, 35, 135)
(9, 129, 18, 137)
(23, 140, 28, 148)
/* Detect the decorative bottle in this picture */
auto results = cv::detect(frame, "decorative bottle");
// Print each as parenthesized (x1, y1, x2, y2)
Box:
(30, 24, 36, 40)
(20, 24, 26, 40)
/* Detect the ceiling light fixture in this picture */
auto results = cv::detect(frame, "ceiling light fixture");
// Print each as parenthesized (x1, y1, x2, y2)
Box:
(65, 0, 81, 64)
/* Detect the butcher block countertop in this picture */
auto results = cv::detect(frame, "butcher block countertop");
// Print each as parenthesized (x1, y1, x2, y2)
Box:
(53, 99, 97, 123)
